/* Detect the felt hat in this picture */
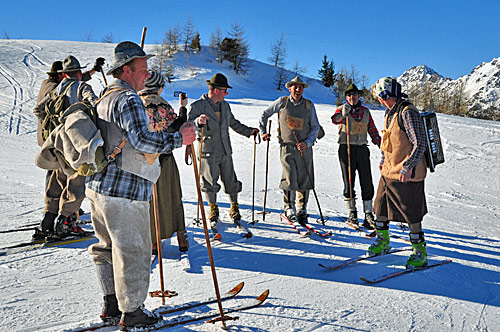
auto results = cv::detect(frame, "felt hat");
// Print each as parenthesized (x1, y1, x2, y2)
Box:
(286, 76, 309, 89)
(60, 56, 86, 73)
(46, 61, 63, 74)
(206, 73, 232, 89)
(106, 41, 154, 75)
(345, 84, 362, 96)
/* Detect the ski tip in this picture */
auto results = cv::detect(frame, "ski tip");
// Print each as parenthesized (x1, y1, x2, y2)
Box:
(243, 232, 253, 238)
(212, 233, 222, 241)
(256, 289, 270, 302)
(229, 282, 245, 295)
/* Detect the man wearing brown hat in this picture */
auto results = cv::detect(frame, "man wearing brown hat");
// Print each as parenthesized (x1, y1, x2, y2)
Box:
(85, 41, 195, 330)
(33, 55, 98, 240)
(188, 73, 258, 227)
(331, 84, 381, 229)
(259, 76, 320, 224)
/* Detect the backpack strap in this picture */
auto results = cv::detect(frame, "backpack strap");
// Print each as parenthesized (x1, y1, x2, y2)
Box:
(95, 87, 128, 162)
(396, 100, 412, 135)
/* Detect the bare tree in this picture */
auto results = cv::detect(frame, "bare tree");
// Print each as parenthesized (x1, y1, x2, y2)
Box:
(101, 33, 114, 43)
(268, 33, 287, 67)
(292, 60, 307, 76)
(183, 17, 195, 52)
(82, 30, 93, 42)
(164, 25, 181, 56)
(209, 25, 224, 63)
(2, 30, 10, 39)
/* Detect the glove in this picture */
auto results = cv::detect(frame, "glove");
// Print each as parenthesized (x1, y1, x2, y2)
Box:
(93, 57, 105, 72)
(341, 104, 352, 117)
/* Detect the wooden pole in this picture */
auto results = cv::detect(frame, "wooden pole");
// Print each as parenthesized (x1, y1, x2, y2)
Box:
(140, 27, 147, 48)
(152, 183, 166, 305)
(292, 131, 326, 223)
(195, 127, 204, 224)
(346, 115, 354, 214)
(256, 120, 272, 222)
(190, 144, 227, 329)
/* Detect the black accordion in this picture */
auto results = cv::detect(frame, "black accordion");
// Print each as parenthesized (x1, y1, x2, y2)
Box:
(421, 112, 445, 172)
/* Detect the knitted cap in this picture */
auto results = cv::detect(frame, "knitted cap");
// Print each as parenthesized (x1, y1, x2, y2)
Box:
(144, 70, 165, 89)
(374, 77, 402, 100)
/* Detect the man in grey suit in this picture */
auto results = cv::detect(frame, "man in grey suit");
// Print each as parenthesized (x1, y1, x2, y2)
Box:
(188, 73, 258, 225)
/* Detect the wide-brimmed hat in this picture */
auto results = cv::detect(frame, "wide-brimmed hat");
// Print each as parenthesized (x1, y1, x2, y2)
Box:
(286, 76, 309, 89)
(206, 73, 232, 89)
(345, 83, 362, 97)
(106, 41, 154, 75)
(46, 61, 63, 75)
(59, 56, 86, 73)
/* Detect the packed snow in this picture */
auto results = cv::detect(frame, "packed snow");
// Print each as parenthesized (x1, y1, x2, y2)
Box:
(0, 40, 499, 332)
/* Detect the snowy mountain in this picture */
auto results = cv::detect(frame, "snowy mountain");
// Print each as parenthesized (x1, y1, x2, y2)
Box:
(397, 59, 500, 120)
(1, 40, 500, 332)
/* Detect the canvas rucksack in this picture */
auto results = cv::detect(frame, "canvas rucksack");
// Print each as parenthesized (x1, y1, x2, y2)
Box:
(59, 88, 126, 176)
(41, 81, 76, 140)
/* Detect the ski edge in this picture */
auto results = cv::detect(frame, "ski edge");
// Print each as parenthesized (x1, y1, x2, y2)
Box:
(318, 247, 413, 270)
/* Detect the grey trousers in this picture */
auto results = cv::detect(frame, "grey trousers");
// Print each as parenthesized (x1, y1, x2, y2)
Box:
(86, 188, 151, 313)
(200, 154, 242, 204)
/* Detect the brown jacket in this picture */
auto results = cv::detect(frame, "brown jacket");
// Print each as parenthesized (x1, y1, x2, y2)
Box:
(34, 78, 60, 146)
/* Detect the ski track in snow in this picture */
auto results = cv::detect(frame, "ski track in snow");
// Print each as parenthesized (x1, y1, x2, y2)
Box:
(0, 40, 499, 332)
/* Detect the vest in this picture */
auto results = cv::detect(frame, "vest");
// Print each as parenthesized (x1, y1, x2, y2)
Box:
(55, 79, 82, 105)
(278, 97, 311, 145)
(96, 84, 161, 183)
(337, 104, 369, 145)
(380, 104, 427, 181)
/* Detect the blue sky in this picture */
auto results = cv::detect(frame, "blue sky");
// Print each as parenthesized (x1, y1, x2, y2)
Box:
(2, 0, 500, 85)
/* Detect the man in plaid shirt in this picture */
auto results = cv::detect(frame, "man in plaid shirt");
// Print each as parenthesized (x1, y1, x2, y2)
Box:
(85, 41, 195, 330)
(368, 77, 429, 270)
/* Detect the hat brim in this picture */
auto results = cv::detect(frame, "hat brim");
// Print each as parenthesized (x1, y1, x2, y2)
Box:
(106, 54, 154, 76)
(285, 82, 309, 89)
(206, 80, 233, 89)
(58, 66, 87, 73)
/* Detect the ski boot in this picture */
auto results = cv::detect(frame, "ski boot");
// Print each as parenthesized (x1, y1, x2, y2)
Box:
(229, 203, 241, 222)
(54, 215, 73, 239)
(367, 221, 391, 256)
(406, 232, 428, 269)
(100, 294, 122, 325)
(296, 209, 308, 226)
(119, 305, 160, 331)
(209, 203, 219, 226)
(363, 212, 376, 230)
(345, 198, 358, 224)
(362, 200, 375, 229)
(177, 230, 189, 253)
(31, 227, 47, 241)
(284, 205, 296, 222)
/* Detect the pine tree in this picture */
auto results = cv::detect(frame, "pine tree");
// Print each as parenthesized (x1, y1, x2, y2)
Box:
(222, 22, 250, 74)
(318, 55, 335, 87)
(190, 32, 201, 52)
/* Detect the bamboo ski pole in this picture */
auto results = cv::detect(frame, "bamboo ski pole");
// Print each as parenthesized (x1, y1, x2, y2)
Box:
(149, 184, 178, 302)
(101, 70, 108, 86)
(190, 144, 228, 329)
(195, 127, 204, 224)
(256, 120, 272, 223)
(346, 115, 354, 217)
(292, 131, 326, 224)
(251, 133, 261, 223)
(140, 27, 147, 48)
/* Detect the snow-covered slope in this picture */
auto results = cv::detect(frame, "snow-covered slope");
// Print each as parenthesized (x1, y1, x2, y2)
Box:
(1, 40, 499, 332)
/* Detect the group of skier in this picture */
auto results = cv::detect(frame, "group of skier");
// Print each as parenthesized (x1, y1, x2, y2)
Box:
(32, 40, 431, 330)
